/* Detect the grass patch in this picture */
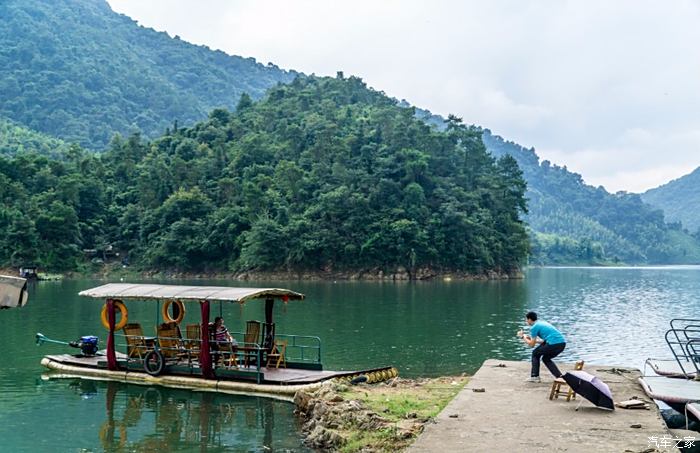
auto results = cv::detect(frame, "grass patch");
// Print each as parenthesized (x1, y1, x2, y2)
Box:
(335, 376, 468, 452)
(340, 376, 468, 422)
(339, 428, 399, 453)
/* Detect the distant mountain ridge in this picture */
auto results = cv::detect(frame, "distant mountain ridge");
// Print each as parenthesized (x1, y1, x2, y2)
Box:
(481, 130, 700, 264)
(2, 0, 697, 266)
(0, 0, 296, 148)
(642, 167, 700, 235)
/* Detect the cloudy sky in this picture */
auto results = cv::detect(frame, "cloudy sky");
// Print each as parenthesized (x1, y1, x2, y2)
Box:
(107, 0, 700, 193)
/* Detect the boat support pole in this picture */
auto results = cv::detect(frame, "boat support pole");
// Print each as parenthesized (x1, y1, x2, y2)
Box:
(264, 298, 274, 352)
(106, 299, 118, 370)
(199, 299, 214, 379)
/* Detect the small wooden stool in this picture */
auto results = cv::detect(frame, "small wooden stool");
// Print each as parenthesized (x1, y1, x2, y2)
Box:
(549, 360, 584, 401)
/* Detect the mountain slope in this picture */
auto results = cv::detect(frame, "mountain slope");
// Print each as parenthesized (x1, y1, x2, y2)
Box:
(0, 75, 530, 275)
(0, 0, 296, 149)
(642, 167, 700, 235)
(0, 117, 69, 157)
(482, 130, 700, 264)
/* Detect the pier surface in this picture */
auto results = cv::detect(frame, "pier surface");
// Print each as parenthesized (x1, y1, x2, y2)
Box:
(408, 360, 678, 453)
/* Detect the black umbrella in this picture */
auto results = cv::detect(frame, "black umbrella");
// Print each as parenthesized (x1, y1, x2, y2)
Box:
(562, 370, 614, 410)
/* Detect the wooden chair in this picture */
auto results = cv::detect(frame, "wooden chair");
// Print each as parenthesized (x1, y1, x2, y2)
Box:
(156, 322, 188, 363)
(266, 340, 287, 369)
(122, 323, 150, 359)
(243, 321, 261, 367)
(184, 324, 201, 365)
(220, 341, 239, 369)
(549, 360, 585, 401)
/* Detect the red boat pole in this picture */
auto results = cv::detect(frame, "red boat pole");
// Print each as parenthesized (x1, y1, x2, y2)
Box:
(106, 299, 118, 370)
(199, 300, 214, 379)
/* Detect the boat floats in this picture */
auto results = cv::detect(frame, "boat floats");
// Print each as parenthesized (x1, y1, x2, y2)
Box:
(40, 283, 397, 397)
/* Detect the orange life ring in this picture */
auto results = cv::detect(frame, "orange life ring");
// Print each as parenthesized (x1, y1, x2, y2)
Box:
(101, 300, 128, 330)
(162, 299, 185, 324)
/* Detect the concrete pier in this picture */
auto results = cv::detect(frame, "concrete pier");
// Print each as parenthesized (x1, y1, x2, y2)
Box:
(408, 360, 679, 453)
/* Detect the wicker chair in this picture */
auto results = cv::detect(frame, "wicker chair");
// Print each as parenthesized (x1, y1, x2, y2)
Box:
(122, 323, 151, 359)
(156, 322, 188, 363)
(184, 324, 201, 365)
(242, 321, 261, 367)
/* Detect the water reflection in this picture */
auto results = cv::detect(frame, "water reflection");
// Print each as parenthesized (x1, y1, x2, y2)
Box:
(5, 269, 700, 450)
(35, 379, 310, 452)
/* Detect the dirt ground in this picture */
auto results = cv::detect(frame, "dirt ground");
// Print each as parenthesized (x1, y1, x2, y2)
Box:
(293, 375, 468, 452)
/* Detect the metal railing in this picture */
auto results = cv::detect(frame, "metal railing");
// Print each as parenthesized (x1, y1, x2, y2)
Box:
(117, 330, 321, 382)
(275, 334, 322, 364)
(664, 319, 700, 378)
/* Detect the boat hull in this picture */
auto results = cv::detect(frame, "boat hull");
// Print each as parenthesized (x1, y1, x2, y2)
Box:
(40, 355, 398, 399)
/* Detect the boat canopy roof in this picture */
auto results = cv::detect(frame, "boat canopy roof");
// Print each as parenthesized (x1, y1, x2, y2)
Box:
(79, 283, 304, 304)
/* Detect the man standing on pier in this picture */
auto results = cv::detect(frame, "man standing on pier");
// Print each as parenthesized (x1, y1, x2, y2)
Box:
(518, 311, 566, 383)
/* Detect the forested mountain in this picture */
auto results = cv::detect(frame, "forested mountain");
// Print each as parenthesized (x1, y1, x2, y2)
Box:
(0, 117, 69, 157)
(642, 168, 700, 236)
(0, 76, 530, 276)
(2, 0, 692, 269)
(482, 131, 700, 264)
(0, 0, 296, 149)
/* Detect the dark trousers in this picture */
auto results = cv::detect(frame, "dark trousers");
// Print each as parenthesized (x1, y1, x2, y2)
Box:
(531, 342, 566, 378)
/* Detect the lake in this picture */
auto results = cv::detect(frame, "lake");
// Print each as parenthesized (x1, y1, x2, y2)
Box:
(1, 266, 699, 451)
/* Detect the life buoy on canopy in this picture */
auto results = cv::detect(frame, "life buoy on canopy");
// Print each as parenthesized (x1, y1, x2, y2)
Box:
(101, 300, 128, 330)
(162, 299, 185, 324)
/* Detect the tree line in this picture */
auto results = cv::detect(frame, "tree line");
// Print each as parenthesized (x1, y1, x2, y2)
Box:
(0, 75, 530, 276)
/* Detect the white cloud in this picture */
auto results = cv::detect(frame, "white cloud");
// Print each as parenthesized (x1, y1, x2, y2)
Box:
(540, 126, 700, 192)
(107, 0, 700, 192)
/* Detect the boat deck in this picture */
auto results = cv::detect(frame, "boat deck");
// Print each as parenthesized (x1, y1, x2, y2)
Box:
(639, 375, 700, 404)
(43, 353, 378, 385)
(645, 358, 698, 378)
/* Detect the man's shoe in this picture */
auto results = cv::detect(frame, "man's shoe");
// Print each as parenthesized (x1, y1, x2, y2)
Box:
(525, 376, 541, 383)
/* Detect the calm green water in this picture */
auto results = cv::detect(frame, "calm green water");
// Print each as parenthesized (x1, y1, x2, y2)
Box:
(2, 266, 700, 451)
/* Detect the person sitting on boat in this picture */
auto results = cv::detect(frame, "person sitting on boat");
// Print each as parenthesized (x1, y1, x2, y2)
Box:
(212, 317, 237, 348)
(517, 311, 566, 383)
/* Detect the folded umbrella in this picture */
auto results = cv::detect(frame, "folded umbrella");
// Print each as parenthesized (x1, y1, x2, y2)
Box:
(562, 370, 614, 410)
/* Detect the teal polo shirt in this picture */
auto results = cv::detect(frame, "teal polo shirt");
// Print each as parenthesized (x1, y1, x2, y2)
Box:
(529, 320, 565, 345)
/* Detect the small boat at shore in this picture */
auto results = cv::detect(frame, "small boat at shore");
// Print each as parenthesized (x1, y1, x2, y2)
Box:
(40, 283, 397, 397)
(641, 318, 700, 420)
(644, 318, 700, 379)
(0, 275, 28, 309)
(638, 375, 700, 417)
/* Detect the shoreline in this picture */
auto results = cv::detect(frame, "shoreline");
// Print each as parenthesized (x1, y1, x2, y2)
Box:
(3, 265, 524, 282)
(11, 263, 700, 284)
(293, 375, 469, 452)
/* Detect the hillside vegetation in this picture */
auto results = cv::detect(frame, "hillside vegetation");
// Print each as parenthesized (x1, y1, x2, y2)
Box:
(642, 167, 700, 236)
(0, 117, 69, 157)
(482, 130, 700, 264)
(0, 76, 529, 276)
(0, 0, 295, 149)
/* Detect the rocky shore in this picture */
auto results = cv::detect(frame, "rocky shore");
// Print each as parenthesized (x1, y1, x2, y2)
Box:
(292, 376, 468, 452)
(4, 263, 524, 281)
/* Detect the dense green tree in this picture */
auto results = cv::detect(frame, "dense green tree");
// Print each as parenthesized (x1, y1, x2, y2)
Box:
(0, 75, 532, 276)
